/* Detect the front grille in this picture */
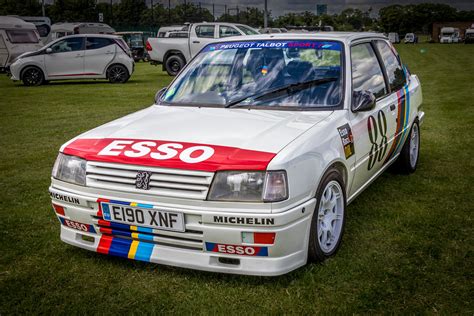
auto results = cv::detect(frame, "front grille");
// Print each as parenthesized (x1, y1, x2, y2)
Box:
(92, 215, 204, 251)
(86, 161, 214, 200)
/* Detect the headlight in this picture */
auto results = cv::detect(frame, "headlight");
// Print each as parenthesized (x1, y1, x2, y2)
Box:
(52, 153, 86, 186)
(208, 171, 288, 202)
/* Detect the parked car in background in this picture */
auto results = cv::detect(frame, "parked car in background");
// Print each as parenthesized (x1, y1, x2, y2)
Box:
(8, 34, 133, 86)
(115, 31, 150, 62)
(0, 16, 43, 72)
(49, 32, 423, 276)
(464, 28, 474, 44)
(259, 28, 286, 34)
(147, 22, 259, 75)
(404, 33, 418, 44)
(388, 32, 400, 43)
(45, 22, 115, 43)
(439, 27, 460, 43)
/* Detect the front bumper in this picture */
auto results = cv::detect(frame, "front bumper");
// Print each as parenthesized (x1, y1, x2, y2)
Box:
(50, 185, 315, 276)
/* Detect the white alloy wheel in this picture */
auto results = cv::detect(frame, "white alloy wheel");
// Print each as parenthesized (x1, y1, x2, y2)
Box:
(409, 123, 419, 168)
(317, 180, 344, 253)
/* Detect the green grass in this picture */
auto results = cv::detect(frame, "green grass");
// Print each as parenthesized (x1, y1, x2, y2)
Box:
(0, 45, 473, 314)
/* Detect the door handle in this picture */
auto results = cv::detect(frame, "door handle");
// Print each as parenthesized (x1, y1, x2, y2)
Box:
(193, 41, 200, 44)
(390, 104, 396, 111)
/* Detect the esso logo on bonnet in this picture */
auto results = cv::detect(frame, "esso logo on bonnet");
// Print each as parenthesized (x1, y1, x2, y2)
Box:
(98, 140, 215, 164)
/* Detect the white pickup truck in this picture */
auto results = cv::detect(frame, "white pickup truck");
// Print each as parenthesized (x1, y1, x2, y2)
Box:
(146, 22, 259, 75)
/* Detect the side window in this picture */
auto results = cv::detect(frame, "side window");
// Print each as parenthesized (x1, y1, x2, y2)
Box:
(86, 37, 113, 50)
(50, 37, 84, 53)
(375, 40, 407, 92)
(351, 43, 387, 98)
(195, 25, 215, 38)
(219, 26, 241, 38)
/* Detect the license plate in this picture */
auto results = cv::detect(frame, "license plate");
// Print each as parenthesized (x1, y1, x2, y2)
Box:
(100, 202, 185, 232)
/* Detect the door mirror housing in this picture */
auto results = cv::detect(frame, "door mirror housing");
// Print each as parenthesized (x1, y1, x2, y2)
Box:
(45, 47, 53, 54)
(154, 87, 167, 104)
(351, 90, 376, 112)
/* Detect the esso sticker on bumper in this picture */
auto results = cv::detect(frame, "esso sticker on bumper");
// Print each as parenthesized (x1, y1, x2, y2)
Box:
(59, 217, 96, 233)
(205, 242, 268, 256)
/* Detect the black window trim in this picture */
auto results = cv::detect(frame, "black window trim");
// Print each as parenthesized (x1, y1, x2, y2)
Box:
(349, 39, 390, 103)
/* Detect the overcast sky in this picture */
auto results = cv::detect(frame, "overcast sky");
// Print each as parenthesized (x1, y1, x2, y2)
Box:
(94, 0, 474, 17)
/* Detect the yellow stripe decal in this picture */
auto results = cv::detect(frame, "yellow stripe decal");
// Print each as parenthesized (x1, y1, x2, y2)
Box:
(130, 225, 137, 231)
(128, 240, 139, 259)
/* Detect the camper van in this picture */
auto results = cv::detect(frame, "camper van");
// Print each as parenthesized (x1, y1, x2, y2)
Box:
(45, 22, 115, 43)
(440, 27, 460, 43)
(0, 16, 43, 71)
(388, 32, 400, 43)
(15, 16, 52, 42)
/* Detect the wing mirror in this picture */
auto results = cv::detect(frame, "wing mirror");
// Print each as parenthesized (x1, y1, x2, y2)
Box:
(45, 47, 53, 54)
(351, 90, 376, 112)
(154, 87, 167, 104)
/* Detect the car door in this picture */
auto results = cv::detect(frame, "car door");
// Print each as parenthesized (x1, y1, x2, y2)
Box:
(190, 24, 216, 57)
(373, 39, 411, 165)
(44, 37, 84, 78)
(348, 41, 398, 197)
(84, 37, 116, 76)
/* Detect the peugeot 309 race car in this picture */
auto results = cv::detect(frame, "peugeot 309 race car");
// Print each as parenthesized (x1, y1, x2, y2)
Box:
(49, 33, 424, 276)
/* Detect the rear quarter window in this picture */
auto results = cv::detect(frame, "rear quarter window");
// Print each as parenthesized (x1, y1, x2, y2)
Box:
(86, 37, 113, 50)
(375, 40, 407, 92)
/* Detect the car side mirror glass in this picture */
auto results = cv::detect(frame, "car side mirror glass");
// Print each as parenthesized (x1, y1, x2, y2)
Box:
(352, 90, 376, 112)
(45, 48, 53, 54)
(154, 87, 167, 104)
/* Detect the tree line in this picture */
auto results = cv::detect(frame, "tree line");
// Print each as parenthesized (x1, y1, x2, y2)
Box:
(1, 0, 473, 33)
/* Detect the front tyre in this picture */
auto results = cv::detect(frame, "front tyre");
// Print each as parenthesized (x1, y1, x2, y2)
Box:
(393, 121, 420, 174)
(21, 66, 44, 86)
(308, 169, 346, 262)
(107, 64, 130, 84)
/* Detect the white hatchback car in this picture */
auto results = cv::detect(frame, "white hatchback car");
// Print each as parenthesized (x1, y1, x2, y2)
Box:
(9, 34, 134, 86)
(49, 33, 423, 276)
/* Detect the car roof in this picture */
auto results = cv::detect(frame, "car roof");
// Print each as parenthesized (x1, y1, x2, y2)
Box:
(0, 16, 37, 30)
(211, 32, 387, 44)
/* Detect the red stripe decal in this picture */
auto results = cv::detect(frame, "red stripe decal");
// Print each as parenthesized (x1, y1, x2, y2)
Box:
(97, 235, 113, 254)
(98, 219, 111, 227)
(49, 73, 101, 77)
(63, 138, 276, 172)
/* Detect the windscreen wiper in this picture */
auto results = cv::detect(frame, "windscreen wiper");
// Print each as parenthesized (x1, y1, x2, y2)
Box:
(225, 77, 339, 108)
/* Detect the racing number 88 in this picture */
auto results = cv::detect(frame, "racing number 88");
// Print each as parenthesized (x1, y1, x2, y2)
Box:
(367, 110, 388, 170)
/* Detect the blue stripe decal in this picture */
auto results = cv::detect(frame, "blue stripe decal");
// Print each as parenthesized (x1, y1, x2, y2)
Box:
(136, 203, 153, 209)
(257, 247, 268, 256)
(205, 242, 216, 251)
(108, 238, 132, 258)
(109, 200, 130, 205)
(101, 203, 111, 220)
(108, 221, 131, 230)
(134, 241, 154, 262)
(137, 226, 154, 233)
(138, 233, 154, 241)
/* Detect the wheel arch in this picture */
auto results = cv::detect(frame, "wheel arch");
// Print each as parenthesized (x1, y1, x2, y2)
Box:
(318, 159, 350, 196)
(163, 50, 186, 64)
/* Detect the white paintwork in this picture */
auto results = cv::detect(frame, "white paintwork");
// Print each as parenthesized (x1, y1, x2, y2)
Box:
(147, 22, 258, 64)
(8, 34, 134, 82)
(49, 32, 424, 275)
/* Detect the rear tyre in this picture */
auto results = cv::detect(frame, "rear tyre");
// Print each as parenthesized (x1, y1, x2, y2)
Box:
(165, 55, 185, 76)
(21, 66, 44, 86)
(308, 169, 346, 262)
(392, 121, 420, 174)
(107, 64, 130, 84)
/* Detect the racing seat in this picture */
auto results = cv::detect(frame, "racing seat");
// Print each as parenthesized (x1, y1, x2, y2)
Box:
(246, 49, 286, 90)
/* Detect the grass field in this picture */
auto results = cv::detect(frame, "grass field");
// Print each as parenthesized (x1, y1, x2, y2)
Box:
(0, 44, 473, 314)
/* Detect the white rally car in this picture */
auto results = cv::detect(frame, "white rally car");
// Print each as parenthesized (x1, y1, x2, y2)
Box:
(49, 33, 424, 276)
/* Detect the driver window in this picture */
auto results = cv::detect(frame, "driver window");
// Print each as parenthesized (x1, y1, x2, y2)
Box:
(50, 37, 84, 53)
(195, 25, 215, 38)
(351, 42, 387, 99)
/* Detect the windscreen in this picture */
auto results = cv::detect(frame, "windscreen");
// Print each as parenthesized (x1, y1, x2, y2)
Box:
(162, 40, 343, 108)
